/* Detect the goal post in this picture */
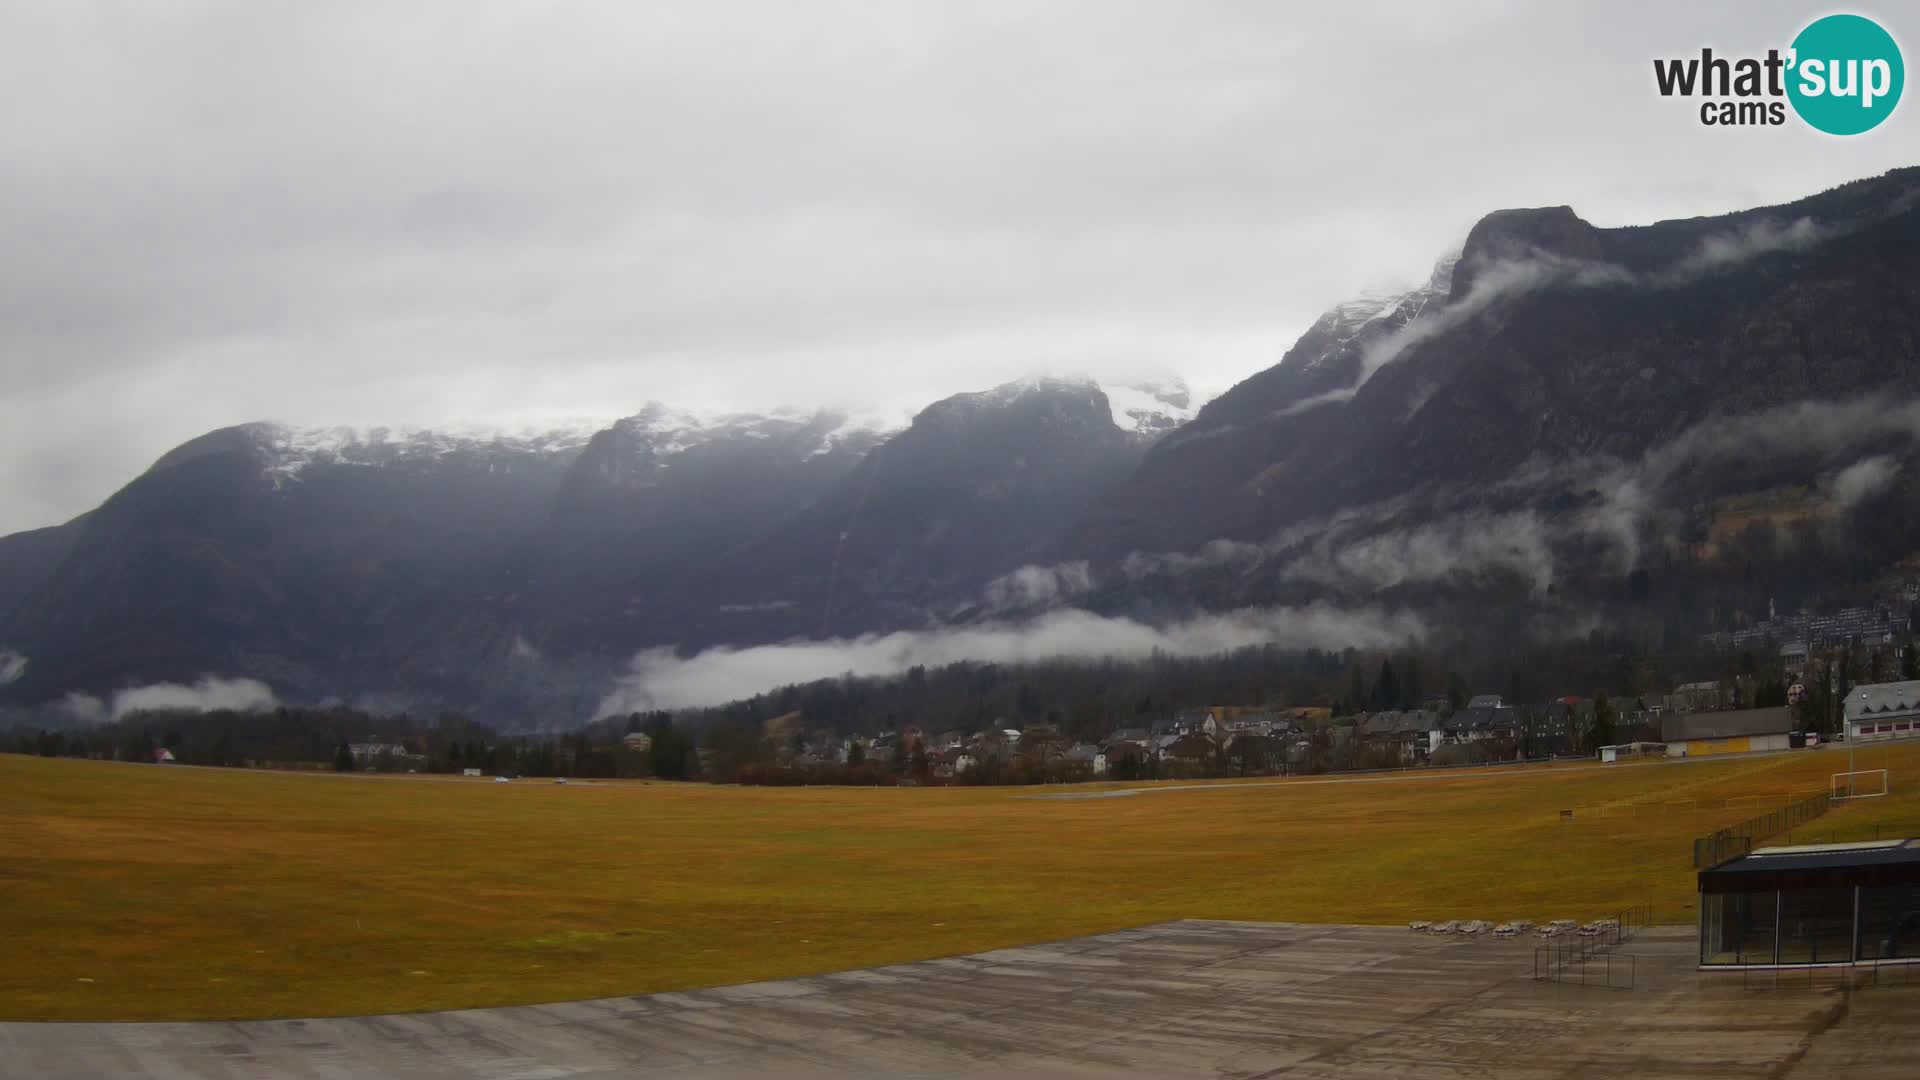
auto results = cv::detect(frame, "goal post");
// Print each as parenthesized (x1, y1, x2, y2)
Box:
(1831, 769, 1890, 801)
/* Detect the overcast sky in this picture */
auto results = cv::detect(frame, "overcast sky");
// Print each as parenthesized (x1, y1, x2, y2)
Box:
(1, 1, 1914, 535)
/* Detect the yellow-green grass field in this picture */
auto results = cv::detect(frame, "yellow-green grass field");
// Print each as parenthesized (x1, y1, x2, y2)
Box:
(4, 744, 1920, 1022)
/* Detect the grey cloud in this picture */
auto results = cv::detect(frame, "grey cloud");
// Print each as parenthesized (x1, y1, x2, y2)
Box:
(1639, 396, 1920, 489)
(1279, 254, 1571, 416)
(1284, 213, 1845, 417)
(1661, 216, 1826, 281)
(716, 601, 797, 615)
(2, 1, 1912, 535)
(1117, 393, 1920, 595)
(0, 648, 25, 686)
(1280, 511, 1558, 595)
(1826, 455, 1902, 509)
(597, 602, 1426, 712)
(58, 676, 279, 725)
(1122, 537, 1266, 580)
(980, 561, 1095, 615)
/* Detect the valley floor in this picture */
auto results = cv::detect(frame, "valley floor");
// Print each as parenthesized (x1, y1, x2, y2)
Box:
(2, 743, 1918, 1021)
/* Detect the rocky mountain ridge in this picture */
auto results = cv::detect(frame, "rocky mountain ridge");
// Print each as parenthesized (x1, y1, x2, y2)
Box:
(7, 167, 1920, 719)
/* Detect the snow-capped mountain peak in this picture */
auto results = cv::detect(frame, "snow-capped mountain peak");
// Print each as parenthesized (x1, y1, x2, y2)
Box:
(250, 418, 613, 479)
(916, 372, 1203, 441)
(1103, 376, 1199, 437)
(1295, 252, 1460, 375)
(629, 404, 899, 455)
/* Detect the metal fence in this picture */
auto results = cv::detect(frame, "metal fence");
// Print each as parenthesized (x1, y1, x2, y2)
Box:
(1692, 791, 1832, 868)
(1534, 942, 1636, 989)
(1530, 909, 1644, 989)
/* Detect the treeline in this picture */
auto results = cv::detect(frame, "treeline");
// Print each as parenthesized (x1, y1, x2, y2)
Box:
(8, 628, 1905, 785)
(5, 706, 469, 769)
(680, 631, 1802, 741)
(3, 706, 702, 780)
(690, 646, 1373, 743)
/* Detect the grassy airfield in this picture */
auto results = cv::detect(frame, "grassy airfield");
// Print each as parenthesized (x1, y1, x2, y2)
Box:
(3, 743, 1918, 1021)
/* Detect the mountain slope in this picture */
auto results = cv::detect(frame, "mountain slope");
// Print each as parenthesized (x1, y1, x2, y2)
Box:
(10, 170, 1920, 716)
(0, 381, 1151, 712)
(660, 376, 1144, 647)
(1069, 168, 1920, 573)
(0, 423, 587, 707)
(516, 407, 891, 654)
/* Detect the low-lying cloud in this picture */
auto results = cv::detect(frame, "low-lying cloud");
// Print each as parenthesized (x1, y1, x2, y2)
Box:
(1282, 214, 1838, 416)
(1827, 454, 1902, 510)
(1113, 391, 1920, 597)
(1640, 396, 1920, 486)
(980, 561, 1094, 614)
(1281, 511, 1557, 595)
(60, 675, 279, 725)
(1122, 537, 1266, 580)
(1660, 216, 1824, 282)
(1274, 253, 1605, 418)
(598, 603, 1426, 712)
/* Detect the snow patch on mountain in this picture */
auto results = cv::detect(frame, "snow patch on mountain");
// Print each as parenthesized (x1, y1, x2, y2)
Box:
(252, 403, 906, 482)
(809, 408, 911, 459)
(915, 373, 1203, 441)
(1105, 377, 1199, 437)
(254, 418, 611, 479)
(611, 404, 900, 466)
(1294, 252, 1460, 376)
(247, 372, 1200, 484)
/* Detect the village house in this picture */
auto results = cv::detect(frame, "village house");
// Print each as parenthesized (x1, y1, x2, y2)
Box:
(1102, 738, 1152, 773)
(1444, 696, 1514, 745)
(1065, 744, 1108, 775)
(1669, 680, 1724, 712)
(1528, 698, 1589, 756)
(1156, 709, 1202, 737)
(1224, 711, 1289, 739)
(347, 740, 409, 765)
(968, 730, 1008, 758)
(1163, 731, 1217, 767)
(1779, 640, 1811, 672)
(930, 746, 977, 778)
(1361, 709, 1438, 760)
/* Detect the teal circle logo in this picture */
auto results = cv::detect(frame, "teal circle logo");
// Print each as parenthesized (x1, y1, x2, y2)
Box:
(1787, 14, 1904, 135)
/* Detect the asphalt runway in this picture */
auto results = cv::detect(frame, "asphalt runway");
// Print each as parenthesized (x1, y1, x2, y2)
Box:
(4, 920, 1914, 1078)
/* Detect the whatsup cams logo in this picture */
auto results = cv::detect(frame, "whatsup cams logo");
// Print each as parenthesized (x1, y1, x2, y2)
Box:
(1654, 13, 1904, 134)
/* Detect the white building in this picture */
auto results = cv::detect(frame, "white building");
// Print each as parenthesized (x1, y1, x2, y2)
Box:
(1844, 680, 1920, 743)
